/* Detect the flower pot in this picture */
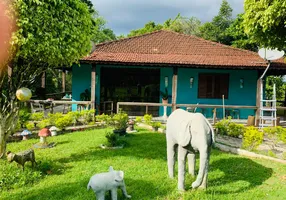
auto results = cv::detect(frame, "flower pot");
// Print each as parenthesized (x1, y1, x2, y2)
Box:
(162, 99, 168, 105)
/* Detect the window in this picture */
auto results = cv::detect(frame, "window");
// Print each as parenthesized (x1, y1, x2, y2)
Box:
(198, 73, 229, 99)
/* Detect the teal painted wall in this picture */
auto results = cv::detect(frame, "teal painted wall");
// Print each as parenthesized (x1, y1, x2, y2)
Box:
(72, 64, 258, 119)
(72, 64, 100, 111)
(160, 68, 258, 119)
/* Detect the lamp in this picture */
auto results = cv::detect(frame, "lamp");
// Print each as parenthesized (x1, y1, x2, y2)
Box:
(240, 78, 244, 88)
(190, 77, 194, 88)
(164, 76, 168, 88)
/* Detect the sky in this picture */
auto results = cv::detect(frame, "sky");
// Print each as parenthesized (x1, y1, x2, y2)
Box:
(91, 0, 244, 36)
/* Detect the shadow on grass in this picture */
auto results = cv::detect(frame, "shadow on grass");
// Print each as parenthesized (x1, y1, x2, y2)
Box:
(1, 177, 158, 200)
(207, 157, 273, 194)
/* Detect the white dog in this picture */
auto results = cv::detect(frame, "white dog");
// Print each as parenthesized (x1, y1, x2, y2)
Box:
(87, 166, 131, 200)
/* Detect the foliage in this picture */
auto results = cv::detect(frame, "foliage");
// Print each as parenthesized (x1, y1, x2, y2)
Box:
(12, 0, 94, 67)
(96, 113, 111, 124)
(215, 118, 245, 138)
(30, 112, 44, 121)
(143, 114, 153, 125)
(267, 150, 276, 158)
(164, 14, 201, 36)
(48, 113, 63, 125)
(0, 160, 42, 191)
(109, 111, 129, 130)
(80, 89, 91, 101)
(25, 122, 34, 131)
(243, 0, 286, 49)
(37, 119, 50, 129)
(135, 116, 142, 124)
(160, 88, 171, 100)
(66, 111, 81, 126)
(18, 108, 31, 128)
(215, 118, 230, 136)
(264, 126, 286, 144)
(200, 0, 233, 44)
(79, 109, 95, 124)
(55, 116, 72, 130)
(265, 76, 285, 102)
(151, 121, 161, 129)
(105, 131, 120, 147)
(225, 14, 257, 51)
(242, 126, 264, 150)
(128, 21, 163, 37)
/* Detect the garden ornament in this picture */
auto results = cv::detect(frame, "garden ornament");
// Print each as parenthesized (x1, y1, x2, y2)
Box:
(16, 87, 32, 102)
(38, 128, 51, 143)
(49, 126, 59, 136)
(6, 149, 37, 171)
(87, 166, 131, 200)
(166, 109, 215, 191)
(20, 129, 32, 140)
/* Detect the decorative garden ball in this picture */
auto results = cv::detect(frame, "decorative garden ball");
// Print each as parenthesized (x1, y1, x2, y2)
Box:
(16, 87, 32, 102)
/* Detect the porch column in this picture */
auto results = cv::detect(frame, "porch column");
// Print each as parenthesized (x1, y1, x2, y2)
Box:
(62, 69, 66, 93)
(41, 72, 46, 88)
(255, 79, 262, 126)
(172, 67, 178, 112)
(91, 64, 96, 110)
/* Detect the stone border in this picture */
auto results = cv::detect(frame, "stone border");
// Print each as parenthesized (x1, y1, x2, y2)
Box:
(215, 143, 286, 164)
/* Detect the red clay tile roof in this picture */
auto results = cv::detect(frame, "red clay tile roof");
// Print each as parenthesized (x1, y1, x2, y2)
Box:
(83, 30, 286, 69)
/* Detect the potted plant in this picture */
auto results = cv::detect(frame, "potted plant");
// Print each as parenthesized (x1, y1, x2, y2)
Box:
(109, 111, 129, 136)
(151, 121, 162, 132)
(160, 88, 170, 104)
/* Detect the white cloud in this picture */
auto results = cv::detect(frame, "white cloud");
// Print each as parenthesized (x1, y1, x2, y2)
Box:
(91, 0, 244, 35)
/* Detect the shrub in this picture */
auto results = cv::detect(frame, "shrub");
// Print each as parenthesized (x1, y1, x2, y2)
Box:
(37, 119, 51, 129)
(215, 117, 244, 138)
(66, 111, 81, 126)
(242, 126, 264, 151)
(135, 116, 142, 124)
(105, 132, 120, 147)
(30, 112, 44, 121)
(55, 116, 72, 130)
(267, 150, 276, 158)
(80, 109, 95, 124)
(25, 122, 34, 131)
(96, 113, 111, 124)
(227, 123, 245, 138)
(143, 114, 152, 125)
(151, 121, 161, 129)
(215, 118, 230, 135)
(18, 108, 31, 128)
(110, 111, 129, 130)
(48, 113, 64, 125)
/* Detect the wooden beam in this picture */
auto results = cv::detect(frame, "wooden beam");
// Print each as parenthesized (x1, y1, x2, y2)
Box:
(172, 67, 178, 112)
(255, 79, 262, 126)
(41, 72, 46, 88)
(91, 65, 96, 110)
(62, 70, 66, 93)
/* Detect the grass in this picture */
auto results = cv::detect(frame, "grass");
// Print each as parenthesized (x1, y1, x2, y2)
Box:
(1, 128, 286, 200)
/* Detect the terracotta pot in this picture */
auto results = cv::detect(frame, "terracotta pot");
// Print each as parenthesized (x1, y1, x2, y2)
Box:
(162, 99, 168, 104)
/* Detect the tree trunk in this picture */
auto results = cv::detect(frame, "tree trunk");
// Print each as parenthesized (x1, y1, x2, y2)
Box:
(0, 124, 7, 158)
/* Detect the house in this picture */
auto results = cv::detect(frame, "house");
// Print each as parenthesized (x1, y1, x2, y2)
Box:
(72, 30, 286, 119)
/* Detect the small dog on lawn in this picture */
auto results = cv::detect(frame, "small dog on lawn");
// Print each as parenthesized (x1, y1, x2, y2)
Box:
(6, 149, 37, 171)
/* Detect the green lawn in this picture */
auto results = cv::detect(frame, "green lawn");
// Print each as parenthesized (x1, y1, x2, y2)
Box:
(1, 128, 286, 200)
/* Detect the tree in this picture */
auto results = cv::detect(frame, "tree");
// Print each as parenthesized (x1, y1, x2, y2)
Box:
(200, 0, 233, 44)
(243, 0, 286, 49)
(0, 0, 95, 158)
(225, 14, 257, 51)
(164, 14, 201, 36)
(128, 21, 163, 37)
